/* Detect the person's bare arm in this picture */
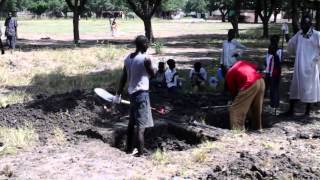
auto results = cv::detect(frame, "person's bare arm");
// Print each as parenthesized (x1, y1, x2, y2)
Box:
(117, 66, 127, 95)
(144, 58, 155, 78)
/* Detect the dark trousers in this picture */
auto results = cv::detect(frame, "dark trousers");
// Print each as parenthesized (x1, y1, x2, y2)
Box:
(270, 76, 280, 108)
(126, 121, 145, 154)
(126, 91, 152, 155)
(6, 36, 16, 49)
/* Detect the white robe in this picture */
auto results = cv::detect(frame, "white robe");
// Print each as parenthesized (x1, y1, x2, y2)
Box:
(288, 29, 320, 103)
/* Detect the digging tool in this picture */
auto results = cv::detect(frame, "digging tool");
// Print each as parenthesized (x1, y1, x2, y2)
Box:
(200, 105, 231, 110)
(94, 88, 166, 115)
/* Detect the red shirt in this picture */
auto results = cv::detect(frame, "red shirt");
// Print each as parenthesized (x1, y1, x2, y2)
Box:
(226, 60, 262, 96)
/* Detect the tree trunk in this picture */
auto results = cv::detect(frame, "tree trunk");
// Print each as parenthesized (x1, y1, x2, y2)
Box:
(262, 19, 269, 38)
(230, 0, 242, 37)
(316, 2, 320, 31)
(0, 0, 6, 9)
(143, 18, 154, 42)
(273, 11, 278, 23)
(219, 9, 226, 22)
(96, 11, 102, 18)
(254, 10, 259, 23)
(291, 0, 300, 34)
(73, 10, 80, 44)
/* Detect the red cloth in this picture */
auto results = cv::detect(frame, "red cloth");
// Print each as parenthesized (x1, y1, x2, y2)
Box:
(226, 60, 262, 96)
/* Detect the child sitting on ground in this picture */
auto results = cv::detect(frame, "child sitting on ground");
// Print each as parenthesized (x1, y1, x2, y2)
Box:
(165, 59, 181, 92)
(265, 35, 282, 112)
(189, 62, 207, 91)
(151, 62, 166, 88)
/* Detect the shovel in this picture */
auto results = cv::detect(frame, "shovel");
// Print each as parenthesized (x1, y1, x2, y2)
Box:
(94, 88, 166, 115)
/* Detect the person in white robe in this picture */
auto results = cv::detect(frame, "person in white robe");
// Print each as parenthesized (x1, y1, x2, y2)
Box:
(284, 15, 320, 116)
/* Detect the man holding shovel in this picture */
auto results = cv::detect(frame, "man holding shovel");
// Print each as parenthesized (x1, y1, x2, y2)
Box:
(225, 60, 265, 131)
(115, 35, 155, 157)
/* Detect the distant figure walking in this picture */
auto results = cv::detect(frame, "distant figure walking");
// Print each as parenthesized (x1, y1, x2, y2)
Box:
(109, 18, 117, 37)
(5, 12, 18, 50)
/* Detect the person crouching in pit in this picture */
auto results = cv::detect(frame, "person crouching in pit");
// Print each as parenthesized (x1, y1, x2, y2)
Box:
(115, 35, 155, 157)
(225, 60, 265, 130)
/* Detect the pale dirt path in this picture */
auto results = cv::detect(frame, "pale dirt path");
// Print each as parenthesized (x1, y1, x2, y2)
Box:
(1, 120, 320, 180)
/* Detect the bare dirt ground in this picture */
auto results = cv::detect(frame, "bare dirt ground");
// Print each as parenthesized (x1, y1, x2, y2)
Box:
(1, 21, 320, 179)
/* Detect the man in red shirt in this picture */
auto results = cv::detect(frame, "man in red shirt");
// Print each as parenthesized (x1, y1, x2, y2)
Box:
(226, 60, 265, 130)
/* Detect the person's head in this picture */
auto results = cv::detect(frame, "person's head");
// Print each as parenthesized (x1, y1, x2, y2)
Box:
(134, 35, 149, 53)
(194, 62, 202, 72)
(270, 35, 280, 46)
(268, 44, 277, 55)
(228, 29, 236, 41)
(158, 62, 165, 72)
(301, 14, 313, 34)
(167, 59, 175, 70)
(8, 12, 12, 18)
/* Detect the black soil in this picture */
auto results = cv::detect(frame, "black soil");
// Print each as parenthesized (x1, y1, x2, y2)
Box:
(0, 89, 229, 144)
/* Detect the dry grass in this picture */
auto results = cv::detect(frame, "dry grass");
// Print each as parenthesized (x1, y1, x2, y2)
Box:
(0, 45, 127, 107)
(192, 141, 217, 163)
(51, 127, 67, 145)
(0, 125, 38, 156)
(152, 149, 170, 165)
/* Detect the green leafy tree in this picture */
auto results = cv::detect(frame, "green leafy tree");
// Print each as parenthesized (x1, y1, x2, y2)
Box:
(87, 0, 114, 18)
(208, 0, 233, 22)
(65, 0, 88, 44)
(162, 0, 186, 12)
(5, 0, 17, 12)
(256, 0, 278, 37)
(185, 0, 208, 13)
(0, 0, 7, 10)
(28, 1, 49, 16)
(126, 0, 162, 42)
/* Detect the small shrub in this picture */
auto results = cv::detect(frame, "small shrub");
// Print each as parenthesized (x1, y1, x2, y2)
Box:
(152, 41, 164, 54)
(152, 149, 169, 164)
(52, 127, 66, 144)
(192, 148, 207, 163)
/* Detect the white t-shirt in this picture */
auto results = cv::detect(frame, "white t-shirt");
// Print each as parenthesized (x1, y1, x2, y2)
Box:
(165, 68, 178, 88)
(124, 52, 149, 95)
(220, 39, 246, 68)
(189, 67, 207, 80)
(265, 49, 283, 76)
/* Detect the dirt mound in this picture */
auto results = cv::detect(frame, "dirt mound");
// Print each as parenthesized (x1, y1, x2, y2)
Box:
(0, 90, 229, 144)
(202, 150, 320, 179)
(0, 90, 108, 142)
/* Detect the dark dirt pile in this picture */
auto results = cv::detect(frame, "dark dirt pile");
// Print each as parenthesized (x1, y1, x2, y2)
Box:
(201, 150, 320, 179)
(0, 89, 229, 145)
(0, 90, 106, 142)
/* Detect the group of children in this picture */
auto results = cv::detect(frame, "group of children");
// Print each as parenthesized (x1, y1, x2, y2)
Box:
(151, 59, 208, 92)
(151, 29, 284, 113)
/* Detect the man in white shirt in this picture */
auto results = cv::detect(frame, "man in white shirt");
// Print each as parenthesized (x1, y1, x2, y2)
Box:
(116, 35, 155, 156)
(189, 62, 207, 91)
(283, 15, 320, 116)
(165, 59, 181, 92)
(220, 29, 246, 76)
